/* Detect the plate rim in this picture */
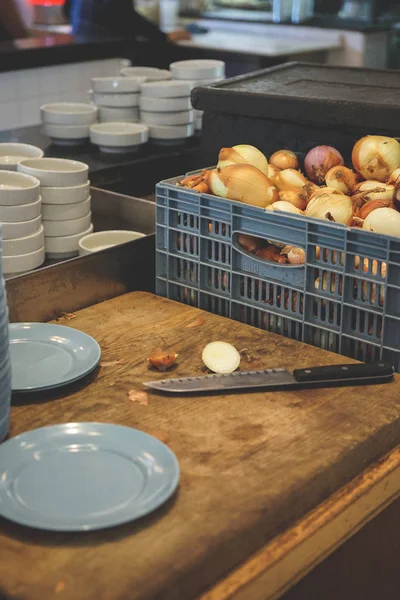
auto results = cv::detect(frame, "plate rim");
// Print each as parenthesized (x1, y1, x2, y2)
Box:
(0, 422, 180, 531)
(9, 322, 101, 392)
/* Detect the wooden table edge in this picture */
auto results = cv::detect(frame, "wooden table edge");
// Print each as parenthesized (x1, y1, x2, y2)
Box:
(199, 446, 400, 600)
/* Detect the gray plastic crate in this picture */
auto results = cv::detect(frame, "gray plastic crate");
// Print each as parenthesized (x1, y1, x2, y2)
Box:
(156, 173, 400, 371)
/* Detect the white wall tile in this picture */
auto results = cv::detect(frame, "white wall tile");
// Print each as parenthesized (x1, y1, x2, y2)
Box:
(0, 72, 20, 103)
(18, 68, 40, 99)
(20, 98, 41, 126)
(39, 66, 62, 95)
(0, 102, 20, 130)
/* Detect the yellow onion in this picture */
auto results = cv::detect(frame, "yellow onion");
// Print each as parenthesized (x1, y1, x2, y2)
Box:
(351, 181, 394, 208)
(388, 168, 400, 185)
(265, 201, 302, 214)
(305, 193, 353, 225)
(209, 164, 273, 208)
(266, 186, 279, 204)
(269, 149, 299, 171)
(267, 164, 281, 181)
(352, 136, 400, 182)
(281, 245, 306, 264)
(309, 187, 345, 203)
(325, 166, 358, 194)
(274, 169, 309, 191)
(278, 189, 306, 210)
(359, 200, 390, 220)
(362, 207, 400, 237)
(217, 145, 269, 177)
(299, 182, 319, 205)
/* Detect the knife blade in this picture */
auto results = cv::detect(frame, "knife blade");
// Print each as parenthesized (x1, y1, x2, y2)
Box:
(144, 361, 394, 394)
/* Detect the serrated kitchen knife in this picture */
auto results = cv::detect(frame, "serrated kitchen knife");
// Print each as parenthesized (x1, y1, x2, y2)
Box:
(144, 362, 394, 394)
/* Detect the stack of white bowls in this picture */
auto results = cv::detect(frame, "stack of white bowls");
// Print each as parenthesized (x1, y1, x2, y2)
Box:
(169, 60, 226, 132)
(18, 158, 92, 260)
(41, 103, 98, 146)
(121, 66, 172, 82)
(91, 76, 145, 124)
(139, 80, 195, 144)
(89, 122, 149, 154)
(0, 264, 11, 442)
(0, 171, 44, 276)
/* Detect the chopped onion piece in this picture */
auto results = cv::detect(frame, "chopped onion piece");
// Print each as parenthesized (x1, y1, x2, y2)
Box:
(202, 341, 241, 374)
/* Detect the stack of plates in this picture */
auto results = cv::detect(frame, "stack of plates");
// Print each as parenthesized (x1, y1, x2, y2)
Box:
(41, 103, 98, 146)
(139, 80, 195, 144)
(169, 60, 226, 131)
(18, 158, 92, 260)
(0, 171, 44, 276)
(91, 76, 145, 123)
(90, 122, 149, 154)
(0, 259, 11, 442)
(0, 143, 43, 172)
(121, 66, 172, 82)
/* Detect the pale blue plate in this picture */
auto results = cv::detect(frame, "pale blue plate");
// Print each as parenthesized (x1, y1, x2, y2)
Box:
(9, 323, 101, 392)
(0, 423, 180, 531)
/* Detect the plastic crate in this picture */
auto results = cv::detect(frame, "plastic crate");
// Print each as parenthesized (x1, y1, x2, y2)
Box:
(156, 172, 400, 371)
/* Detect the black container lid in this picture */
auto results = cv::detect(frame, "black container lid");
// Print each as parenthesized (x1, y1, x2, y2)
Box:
(192, 62, 400, 133)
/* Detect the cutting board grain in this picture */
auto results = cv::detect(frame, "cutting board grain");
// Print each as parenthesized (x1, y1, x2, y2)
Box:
(1, 291, 400, 600)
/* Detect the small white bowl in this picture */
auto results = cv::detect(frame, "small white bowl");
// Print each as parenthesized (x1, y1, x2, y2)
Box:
(18, 158, 89, 187)
(140, 110, 194, 126)
(139, 96, 192, 112)
(170, 59, 225, 80)
(41, 103, 98, 125)
(195, 116, 203, 130)
(93, 92, 139, 108)
(79, 229, 145, 255)
(41, 181, 90, 205)
(121, 67, 171, 82)
(3, 225, 44, 256)
(148, 123, 195, 143)
(171, 78, 223, 90)
(45, 223, 93, 258)
(92, 76, 145, 93)
(43, 212, 91, 237)
(0, 170, 40, 205)
(0, 196, 41, 223)
(43, 123, 90, 146)
(42, 196, 91, 221)
(90, 122, 149, 153)
(98, 106, 138, 123)
(0, 144, 43, 171)
(140, 80, 192, 98)
(2, 246, 45, 275)
(2, 215, 41, 240)
(193, 109, 204, 117)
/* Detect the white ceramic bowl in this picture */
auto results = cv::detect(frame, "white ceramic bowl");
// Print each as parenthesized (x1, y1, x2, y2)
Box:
(0, 196, 41, 223)
(2, 246, 45, 274)
(0, 144, 43, 171)
(139, 96, 192, 112)
(45, 223, 93, 258)
(41, 103, 98, 125)
(148, 122, 195, 142)
(41, 181, 90, 205)
(0, 170, 40, 205)
(2, 215, 41, 240)
(43, 212, 91, 237)
(195, 116, 203, 130)
(93, 92, 140, 108)
(92, 76, 145, 93)
(18, 158, 89, 187)
(140, 80, 192, 98)
(3, 225, 44, 256)
(43, 123, 90, 147)
(90, 122, 149, 153)
(172, 78, 223, 90)
(140, 110, 194, 126)
(121, 67, 171, 82)
(170, 59, 225, 80)
(79, 229, 145, 255)
(193, 109, 204, 117)
(42, 196, 91, 221)
(98, 106, 138, 123)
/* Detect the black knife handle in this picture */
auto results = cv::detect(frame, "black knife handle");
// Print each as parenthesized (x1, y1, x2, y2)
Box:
(293, 361, 394, 384)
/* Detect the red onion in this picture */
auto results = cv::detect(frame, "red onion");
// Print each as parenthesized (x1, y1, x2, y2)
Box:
(304, 145, 344, 185)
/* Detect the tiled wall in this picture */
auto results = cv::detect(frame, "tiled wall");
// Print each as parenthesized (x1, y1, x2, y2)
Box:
(0, 58, 123, 132)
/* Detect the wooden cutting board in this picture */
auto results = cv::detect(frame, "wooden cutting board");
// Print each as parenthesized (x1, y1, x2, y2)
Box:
(1, 291, 400, 600)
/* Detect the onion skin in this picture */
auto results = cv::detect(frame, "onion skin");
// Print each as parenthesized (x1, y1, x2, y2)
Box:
(352, 136, 400, 183)
(209, 164, 273, 208)
(362, 207, 400, 237)
(266, 201, 302, 214)
(278, 188, 306, 210)
(274, 168, 309, 191)
(309, 187, 345, 203)
(287, 247, 306, 265)
(388, 168, 400, 186)
(359, 200, 390, 220)
(304, 145, 344, 184)
(305, 193, 353, 225)
(269, 149, 299, 171)
(267, 164, 281, 181)
(218, 145, 269, 177)
(351, 181, 394, 208)
(325, 166, 358, 194)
